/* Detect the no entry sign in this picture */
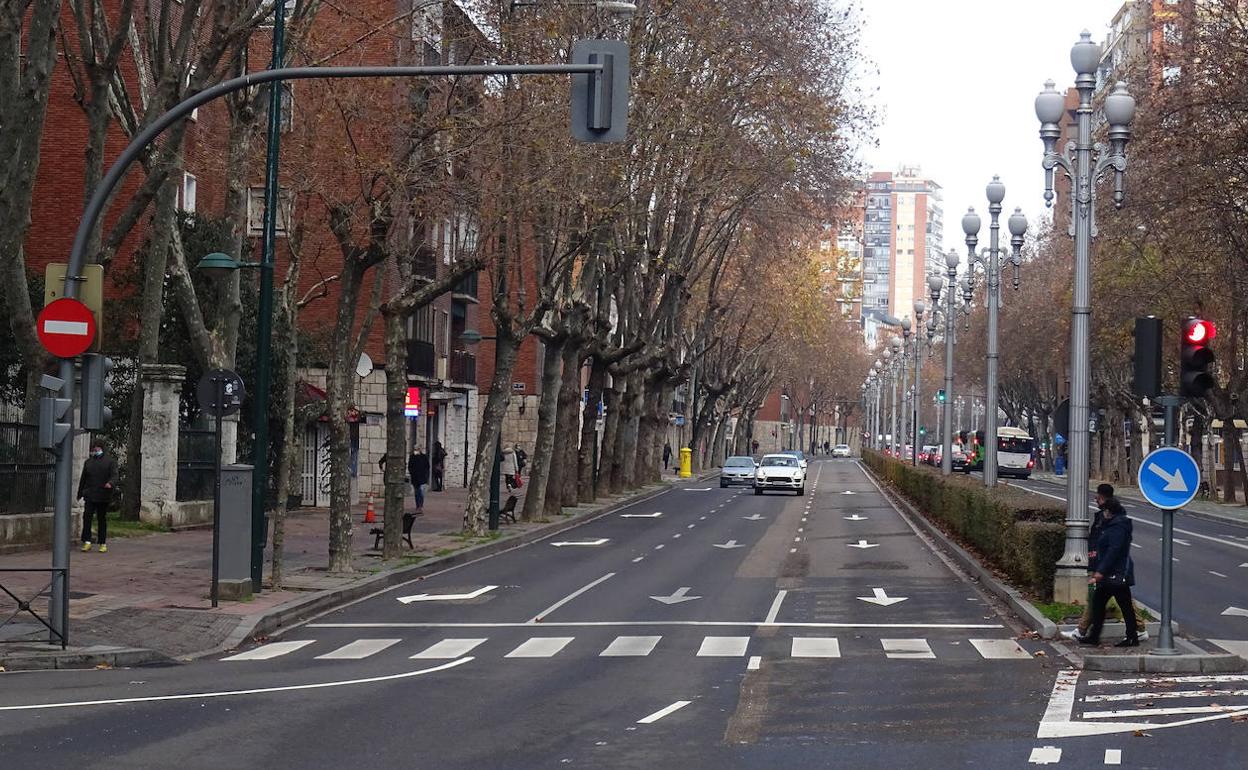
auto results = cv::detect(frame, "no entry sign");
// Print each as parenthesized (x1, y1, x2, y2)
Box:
(37, 298, 96, 358)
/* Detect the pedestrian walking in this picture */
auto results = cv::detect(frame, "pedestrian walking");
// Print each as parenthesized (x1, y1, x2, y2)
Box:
(1074, 483, 1140, 647)
(514, 444, 527, 475)
(431, 441, 447, 492)
(1066, 484, 1148, 642)
(77, 442, 117, 553)
(408, 447, 430, 514)
(662, 442, 672, 471)
(501, 444, 518, 490)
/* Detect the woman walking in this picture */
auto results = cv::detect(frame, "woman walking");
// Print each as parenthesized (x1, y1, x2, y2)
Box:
(1078, 487, 1139, 647)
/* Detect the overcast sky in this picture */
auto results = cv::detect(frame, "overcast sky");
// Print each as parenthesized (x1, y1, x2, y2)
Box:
(858, 0, 1126, 254)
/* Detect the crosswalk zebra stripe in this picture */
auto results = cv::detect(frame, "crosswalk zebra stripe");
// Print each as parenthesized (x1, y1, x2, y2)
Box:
(411, 638, 488, 659)
(696, 636, 750, 657)
(881, 638, 935, 659)
(791, 637, 841, 658)
(221, 640, 316, 661)
(314, 639, 402, 660)
(505, 637, 575, 658)
(600, 636, 662, 657)
(969, 639, 1031, 660)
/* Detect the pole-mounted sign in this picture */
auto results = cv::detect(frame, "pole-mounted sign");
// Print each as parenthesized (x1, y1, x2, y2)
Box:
(37, 298, 96, 358)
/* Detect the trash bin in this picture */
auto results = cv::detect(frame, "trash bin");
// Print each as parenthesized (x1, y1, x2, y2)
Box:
(218, 464, 254, 601)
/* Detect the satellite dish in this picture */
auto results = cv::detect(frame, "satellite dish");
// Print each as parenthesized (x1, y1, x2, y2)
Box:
(355, 353, 373, 378)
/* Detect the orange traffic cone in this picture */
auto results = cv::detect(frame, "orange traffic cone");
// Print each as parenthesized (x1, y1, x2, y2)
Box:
(364, 492, 376, 524)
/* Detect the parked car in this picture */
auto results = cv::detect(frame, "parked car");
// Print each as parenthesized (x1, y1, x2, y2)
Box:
(832, 444, 851, 458)
(720, 456, 758, 487)
(754, 454, 806, 495)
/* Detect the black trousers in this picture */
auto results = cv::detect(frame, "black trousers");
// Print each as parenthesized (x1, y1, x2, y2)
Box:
(1087, 580, 1138, 641)
(81, 500, 108, 545)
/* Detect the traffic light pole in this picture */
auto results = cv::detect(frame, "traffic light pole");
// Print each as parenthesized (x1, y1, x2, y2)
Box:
(1155, 394, 1184, 656)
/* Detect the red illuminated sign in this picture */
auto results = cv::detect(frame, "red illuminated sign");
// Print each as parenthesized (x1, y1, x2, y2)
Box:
(405, 387, 421, 417)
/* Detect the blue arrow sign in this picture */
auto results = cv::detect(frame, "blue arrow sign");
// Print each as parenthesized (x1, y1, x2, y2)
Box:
(1137, 446, 1201, 510)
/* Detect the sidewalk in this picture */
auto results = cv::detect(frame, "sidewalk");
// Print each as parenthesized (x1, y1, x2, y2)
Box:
(1028, 470, 1248, 526)
(0, 479, 675, 670)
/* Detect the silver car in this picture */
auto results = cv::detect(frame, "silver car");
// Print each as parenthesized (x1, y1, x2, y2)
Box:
(719, 456, 757, 487)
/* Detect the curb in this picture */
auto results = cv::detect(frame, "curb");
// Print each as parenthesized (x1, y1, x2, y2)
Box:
(861, 463, 1059, 639)
(0, 645, 173, 672)
(1082, 652, 1245, 673)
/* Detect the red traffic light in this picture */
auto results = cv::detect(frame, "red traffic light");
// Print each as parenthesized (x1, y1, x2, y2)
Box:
(1184, 318, 1216, 344)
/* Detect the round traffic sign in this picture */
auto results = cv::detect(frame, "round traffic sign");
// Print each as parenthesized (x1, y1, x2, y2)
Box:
(196, 369, 246, 417)
(36, 298, 96, 358)
(1137, 446, 1201, 511)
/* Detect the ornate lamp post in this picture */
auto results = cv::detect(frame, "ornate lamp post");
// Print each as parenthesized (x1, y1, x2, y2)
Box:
(1037, 31, 1135, 602)
(889, 337, 904, 457)
(926, 250, 960, 475)
(900, 319, 913, 458)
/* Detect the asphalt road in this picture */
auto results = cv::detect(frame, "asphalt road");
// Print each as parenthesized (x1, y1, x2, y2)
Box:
(1003, 474, 1248, 649)
(3, 459, 1248, 769)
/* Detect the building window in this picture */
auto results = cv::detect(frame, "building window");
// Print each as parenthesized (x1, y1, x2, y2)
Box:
(411, 1, 443, 65)
(1162, 65, 1181, 85)
(1163, 23, 1181, 46)
(179, 172, 197, 213)
(410, 303, 435, 343)
(247, 186, 292, 236)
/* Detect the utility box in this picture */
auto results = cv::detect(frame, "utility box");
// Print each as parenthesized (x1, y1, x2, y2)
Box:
(218, 464, 254, 601)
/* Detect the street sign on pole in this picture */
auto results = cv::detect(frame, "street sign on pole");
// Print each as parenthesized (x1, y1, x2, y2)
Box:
(44, 263, 104, 352)
(36, 298, 96, 358)
(1137, 446, 1201, 511)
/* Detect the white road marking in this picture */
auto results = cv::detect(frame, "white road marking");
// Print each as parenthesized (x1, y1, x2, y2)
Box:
(1028, 746, 1061, 765)
(794, 537, 801, 542)
(221, 640, 316, 661)
(763, 590, 788, 624)
(687, 524, 696, 529)
(848, 539, 880, 549)
(620, 512, 663, 519)
(712, 540, 744, 549)
(747, 656, 762, 671)
(789, 548, 797, 553)
(632, 556, 645, 563)
(1210, 571, 1229, 578)
(600, 635, 662, 657)
(505, 637, 575, 658)
(699, 516, 707, 520)
(792, 637, 841, 658)
(672, 533, 682, 539)
(551, 538, 609, 547)
(636, 700, 691, 724)
(969, 639, 1031, 660)
(881, 638, 934, 659)
(858, 588, 907, 607)
(528, 572, 616, 622)
(651, 587, 702, 605)
(314, 638, 401, 660)
(397, 585, 498, 604)
(696, 636, 750, 656)
(743, 514, 765, 521)
(1209, 640, 1248, 659)
(1083, 704, 1248, 719)
(311, 620, 1005, 630)
(1104, 749, 1122, 766)
(1087, 674, 1248, 686)
(1222, 606, 1248, 618)
(411, 638, 487, 659)
(0, 658, 473, 712)
(654, 544, 665, 550)
(844, 515, 868, 521)
(1131, 543, 1142, 549)
(1085, 687, 1248, 703)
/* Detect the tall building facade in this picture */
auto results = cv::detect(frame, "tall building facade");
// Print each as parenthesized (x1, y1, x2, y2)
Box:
(859, 166, 943, 348)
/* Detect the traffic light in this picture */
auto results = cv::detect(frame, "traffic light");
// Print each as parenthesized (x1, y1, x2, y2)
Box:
(1179, 317, 1217, 398)
(570, 39, 629, 143)
(937, 389, 947, 403)
(81, 353, 114, 429)
(38, 374, 72, 449)
(1132, 316, 1162, 398)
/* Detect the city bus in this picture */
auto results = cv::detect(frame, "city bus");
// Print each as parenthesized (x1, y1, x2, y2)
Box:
(964, 426, 1036, 479)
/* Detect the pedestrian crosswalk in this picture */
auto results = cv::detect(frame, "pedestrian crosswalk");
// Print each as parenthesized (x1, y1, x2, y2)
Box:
(221, 634, 1040, 665)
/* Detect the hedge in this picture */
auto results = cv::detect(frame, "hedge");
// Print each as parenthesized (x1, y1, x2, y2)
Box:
(862, 450, 1066, 601)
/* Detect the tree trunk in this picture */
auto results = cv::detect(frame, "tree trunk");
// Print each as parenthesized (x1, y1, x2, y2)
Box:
(553, 343, 583, 512)
(524, 335, 566, 521)
(577, 357, 607, 502)
(620, 372, 643, 489)
(382, 310, 408, 557)
(606, 377, 628, 495)
(464, 334, 521, 535)
(325, 263, 362, 573)
(270, 276, 302, 589)
(1223, 419, 1238, 504)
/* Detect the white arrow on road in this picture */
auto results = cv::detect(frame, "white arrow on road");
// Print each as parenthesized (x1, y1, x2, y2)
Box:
(551, 538, 610, 547)
(397, 585, 497, 604)
(650, 587, 702, 605)
(1222, 606, 1248, 618)
(1147, 462, 1189, 492)
(742, 514, 765, 521)
(712, 540, 745, 549)
(857, 588, 908, 607)
(847, 539, 880, 549)
(844, 514, 869, 521)
(620, 512, 663, 518)
(840, 490, 858, 495)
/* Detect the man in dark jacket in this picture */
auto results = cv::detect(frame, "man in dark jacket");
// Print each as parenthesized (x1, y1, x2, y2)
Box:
(77, 442, 118, 553)
(1078, 487, 1140, 647)
(1066, 484, 1148, 641)
(431, 442, 447, 491)
(408, 447, 430, 514)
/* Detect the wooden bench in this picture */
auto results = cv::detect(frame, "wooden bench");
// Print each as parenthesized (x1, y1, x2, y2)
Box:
(499, 495, 518, 524)
(371, 512, 416, 550)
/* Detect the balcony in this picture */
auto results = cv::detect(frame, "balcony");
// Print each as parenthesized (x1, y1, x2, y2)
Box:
(449, 349, 476, 384)
(452, 271, 479, 302)
(407, 340, 436, 378)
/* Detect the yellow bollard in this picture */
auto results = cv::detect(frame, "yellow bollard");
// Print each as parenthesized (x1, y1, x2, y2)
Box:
(679, 447, 692, 478)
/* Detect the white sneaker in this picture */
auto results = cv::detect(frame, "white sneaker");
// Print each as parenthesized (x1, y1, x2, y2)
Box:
(1060, 629, 1083, 641)
(1137, 629, 1149, 641)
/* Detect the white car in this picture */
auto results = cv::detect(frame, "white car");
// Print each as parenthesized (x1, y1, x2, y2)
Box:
(832, 444, 851, 458)
(719, 456, 757, 487)
(754, 454, 806, 495)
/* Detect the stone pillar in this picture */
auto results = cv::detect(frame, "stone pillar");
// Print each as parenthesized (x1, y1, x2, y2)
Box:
(138, 364, 186, 526)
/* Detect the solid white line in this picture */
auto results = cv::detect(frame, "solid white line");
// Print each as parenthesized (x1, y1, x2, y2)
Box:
(600, 635, 662, 657)
(528, 572, 615, 622)
(504, 637, 574, 658)
(1039, 669, 1081, 728)
(309, 620, 1005, 630)
(1087, 674, 1248, 687)
(747, 656, 762, 671)
(1083, 704, 1248, 719)
(314, 638, 401, 660)
(697, 636, 750, 656)
(1085, 688, 1248, 703)
(0, 658, 473, 712)
(763, 590, 788, 625)
(637, 700, 691, 724)
(221, 640, 316, 661)
(410, 638, 487, 659)
(1104, 749, 1122, 766)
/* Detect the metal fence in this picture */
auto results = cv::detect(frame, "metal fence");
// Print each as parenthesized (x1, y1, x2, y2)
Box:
(176, 426, 216, 501)
(0, 422, 53, 515)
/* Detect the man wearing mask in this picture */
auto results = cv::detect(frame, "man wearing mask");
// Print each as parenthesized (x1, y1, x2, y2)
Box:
(78, 442, 118, 553)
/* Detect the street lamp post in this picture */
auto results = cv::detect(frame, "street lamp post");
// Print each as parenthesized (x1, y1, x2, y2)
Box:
(1037, 32, 1135, 602)
(900, 318, 912, 461)
(911, 301, 925, 466)
(889, 337, 903, 457)
(963, 180, 1028, 488)
(927, 251, 959, 475)
(955, 396, 965, 435)
(872, 360, 883, 448)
